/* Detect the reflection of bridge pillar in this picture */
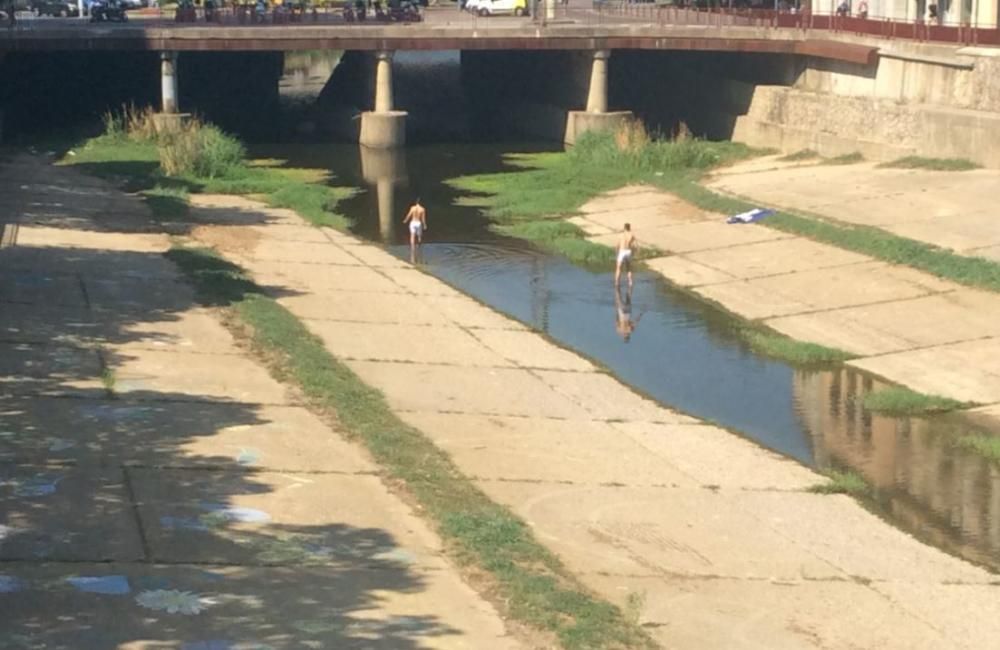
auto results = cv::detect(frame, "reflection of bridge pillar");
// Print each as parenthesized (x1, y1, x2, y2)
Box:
(361, 145, 408, 242)
(359, 50, 408, 149)
(565, 50, 633, 145)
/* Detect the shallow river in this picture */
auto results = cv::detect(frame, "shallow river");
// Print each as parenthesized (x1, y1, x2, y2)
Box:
(254, 136, 1000, 573)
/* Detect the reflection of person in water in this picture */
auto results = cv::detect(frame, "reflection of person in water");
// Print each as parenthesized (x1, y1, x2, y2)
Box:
(614, 286, 641, 343)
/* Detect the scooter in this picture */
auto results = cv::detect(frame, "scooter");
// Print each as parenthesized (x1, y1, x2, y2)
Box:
(90, 0, 128, 21)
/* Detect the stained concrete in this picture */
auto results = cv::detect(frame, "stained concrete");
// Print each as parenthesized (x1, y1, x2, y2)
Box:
(1, 156, 516, 648)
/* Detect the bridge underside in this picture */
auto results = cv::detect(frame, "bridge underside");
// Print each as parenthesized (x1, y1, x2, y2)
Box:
(0, 26, 877, 65)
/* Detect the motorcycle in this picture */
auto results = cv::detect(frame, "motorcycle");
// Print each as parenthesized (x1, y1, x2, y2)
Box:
(342, 0, 364, 21)
(387, 0, 420, 21)
(90, 0, 128, 21)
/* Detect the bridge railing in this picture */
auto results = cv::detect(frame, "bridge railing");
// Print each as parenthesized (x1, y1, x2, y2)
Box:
(595, 2, 1000, 46)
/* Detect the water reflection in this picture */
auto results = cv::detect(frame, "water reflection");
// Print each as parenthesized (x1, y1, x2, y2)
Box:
(261, 142, 1000, 572)
(796, 368, 1000, 571)
(360, 146, 408, 243)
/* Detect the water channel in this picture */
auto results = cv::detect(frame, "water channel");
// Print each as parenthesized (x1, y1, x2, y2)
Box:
(270, 51, 1000, 573)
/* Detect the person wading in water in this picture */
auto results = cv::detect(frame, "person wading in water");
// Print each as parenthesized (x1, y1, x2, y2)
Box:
(403, 197, 428, 249)
(615, 223, 636, 290)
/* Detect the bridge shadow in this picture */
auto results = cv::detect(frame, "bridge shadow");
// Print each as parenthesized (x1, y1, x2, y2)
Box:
(0, 155, 465, 648)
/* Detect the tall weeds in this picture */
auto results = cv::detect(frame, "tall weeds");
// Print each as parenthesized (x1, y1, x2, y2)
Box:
(572, 118, 747, 173)
(101, 103, 245, 179)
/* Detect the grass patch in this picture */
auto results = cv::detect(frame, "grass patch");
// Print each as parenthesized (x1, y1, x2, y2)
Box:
(141, 185, 190, 220)
(809, 469, 870, 496)
(166, 245, 656, 650)
(61, 108, 355, 232)
(740, 327, 853, 364)
(879, 156, 980, 171)
(954, 433, 1000, 465)
(822, 152, 865, 165)
(862, 386, 969, 415)
(777, 149, 819, 162)
(495, 220, 616, 268)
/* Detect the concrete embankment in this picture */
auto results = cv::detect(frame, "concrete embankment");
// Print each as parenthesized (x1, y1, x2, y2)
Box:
(179, 190, 1000, 649)
(569, 179, 1000, 422)
(0, 154, 518, 648)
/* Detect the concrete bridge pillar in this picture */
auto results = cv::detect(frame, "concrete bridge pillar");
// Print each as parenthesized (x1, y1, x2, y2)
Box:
(565, 49, 633, 146)
(360, 50, 407, 149)
(154, 51, 190, 133)
(161, 51, 179, 114)
(585, 49, 609, 114)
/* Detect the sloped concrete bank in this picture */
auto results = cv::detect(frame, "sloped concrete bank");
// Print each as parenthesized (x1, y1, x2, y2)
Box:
(178, 190, 1000, 650)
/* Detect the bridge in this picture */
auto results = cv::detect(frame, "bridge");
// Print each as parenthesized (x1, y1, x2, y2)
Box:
(1, 5, 997, 160)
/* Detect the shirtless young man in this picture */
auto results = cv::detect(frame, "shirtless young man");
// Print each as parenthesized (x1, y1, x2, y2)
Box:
(403, 198, 427, 247)
(615, 223, 637, 289)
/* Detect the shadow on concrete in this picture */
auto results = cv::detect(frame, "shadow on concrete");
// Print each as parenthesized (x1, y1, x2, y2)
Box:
(0, 154, 462, 648)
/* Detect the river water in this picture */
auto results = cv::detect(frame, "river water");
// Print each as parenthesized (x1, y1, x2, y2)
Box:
(270, 53, 1000, 572)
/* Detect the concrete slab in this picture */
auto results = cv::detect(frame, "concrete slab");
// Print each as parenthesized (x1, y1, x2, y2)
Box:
(279, 290, 451, 325)
(421, 294, 527, 331)
(873, 582, 1000, 650)
(641, 255, 736, 287)
(0, 303, 102, 345)
(245, 260, 404, 295)
(578, 186, 669, 215)
(251, 223, 332, 243)
(0, 563, 518, 650)
(533, 370, 697, 424)
(885, 211, 1000, 253)
(639, 221, 791, 254)
(0, 467, 142, 561)
(108, 348, 292, 405)
(476, 482, 842, 580)
(346, 361, 584, 419)
(698, 261, 955, 320)
(684, 238, 869, 280)
(968, 244, 1000, 262)
(342, 244, 411, 268)
(849, 337, 1000, 404)
(305, 320, 512, 367)
(0, 396, 373, 473)
(766, 309, 917, 356)
(242, 239, 362, 266)
(583, 573, 948, 650)
(728, 491, 993, 584)
(189, 194, 302, 226)
(12, 226, 169, 253)
(469, 329, 595, 371)
(611, 422, 823, 491)
(84, 276, 196, 312)
(133, 469, 445, 567)
(0, 342, 103, 394)
(380, 268, 466, 297)
(90, 309, 241, 355)
(567, 215, 614, 236)
(804, 290, 1000, 351)
(399, 412, 695, 487)
(0, 270, 87, 307)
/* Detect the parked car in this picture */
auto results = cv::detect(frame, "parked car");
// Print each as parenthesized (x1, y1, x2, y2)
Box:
(32, 0, 80, 15)
(467, 0, 526, 15)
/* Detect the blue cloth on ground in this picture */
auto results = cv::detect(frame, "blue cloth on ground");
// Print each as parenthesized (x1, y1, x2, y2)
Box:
(727, 208, 774, 224)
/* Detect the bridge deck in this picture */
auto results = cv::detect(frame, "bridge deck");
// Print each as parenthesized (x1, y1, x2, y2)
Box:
(0, 14, 878, 64)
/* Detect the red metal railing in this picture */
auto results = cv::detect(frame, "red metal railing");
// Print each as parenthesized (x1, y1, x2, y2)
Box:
(602, 3, 1000, 46)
